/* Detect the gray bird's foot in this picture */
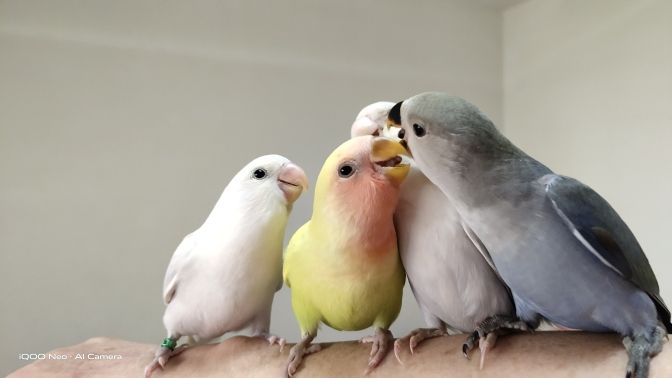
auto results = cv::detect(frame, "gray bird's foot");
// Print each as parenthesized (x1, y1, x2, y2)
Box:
(144, 343, 189, 378)
(360, 328, 394, 374)
(393, 328, 447, 364)
(462, 315, 530, 369)
(255, 332, 287, 352)
(623, 326, 666, 378)
(286, 335, 321, 377)
(477, 332, 498, 369)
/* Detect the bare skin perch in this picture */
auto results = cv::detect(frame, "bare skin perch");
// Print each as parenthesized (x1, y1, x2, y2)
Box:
(9, 333, 671, 377)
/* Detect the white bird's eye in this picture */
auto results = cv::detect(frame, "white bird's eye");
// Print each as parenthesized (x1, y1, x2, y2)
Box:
(252, 168, 267, 180)
(338, 163, 356, 178)
(413, 123, 426, 137)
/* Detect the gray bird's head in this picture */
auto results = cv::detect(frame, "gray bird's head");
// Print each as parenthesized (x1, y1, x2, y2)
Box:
(387, 92, 510, 181)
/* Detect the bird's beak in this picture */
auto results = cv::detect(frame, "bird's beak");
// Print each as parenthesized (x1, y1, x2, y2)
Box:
(278, 163, 308, 204)
(386, 101, 403, 128)
(371, 137, 410, 186)
(385, 100, 412, 156)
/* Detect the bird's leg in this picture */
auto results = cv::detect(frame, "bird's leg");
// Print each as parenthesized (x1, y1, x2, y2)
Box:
(623, 325, 666, 378)
(144, 335, 191, 378)
(360, 327, 394, 374)
(286, 333, 321, 377)
(394, 328, 447, 363)
(250, 307, 286, 351)
(462, 315, 530, 368)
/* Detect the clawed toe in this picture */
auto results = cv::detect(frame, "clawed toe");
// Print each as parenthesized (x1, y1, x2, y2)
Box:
(268, 335, 287, 351)
(286, 335, 319, 377)
(624, 326, 666, 378)
(144, 343, 188, 378)
(463, 315, 528, 363)
(286, 346, 303, 377)
(462, 331, 479, 359)
(393, 327, 446, 364)
(361, 328, 393, 374)
(478, 332, 498, 369)
(257, 333, 287, 352)
(393, 338, 406, 364)
(144, 360, 160, 378)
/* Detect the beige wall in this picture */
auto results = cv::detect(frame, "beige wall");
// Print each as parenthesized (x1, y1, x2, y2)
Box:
(504, 0, 672, 308)
(0, 1, 503, 374)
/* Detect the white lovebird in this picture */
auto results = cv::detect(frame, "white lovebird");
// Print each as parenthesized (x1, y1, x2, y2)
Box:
(144, 155, 308, 377)
(351, 103, 514, 368)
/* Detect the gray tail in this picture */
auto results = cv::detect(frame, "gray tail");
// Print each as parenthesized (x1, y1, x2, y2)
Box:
(650, 294, 672, 333)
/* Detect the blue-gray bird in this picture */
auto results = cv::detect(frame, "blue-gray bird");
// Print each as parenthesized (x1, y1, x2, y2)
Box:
(387, 92, 671, 378)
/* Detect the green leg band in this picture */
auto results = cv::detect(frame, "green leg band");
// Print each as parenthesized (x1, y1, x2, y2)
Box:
(161, 337, 177, 351)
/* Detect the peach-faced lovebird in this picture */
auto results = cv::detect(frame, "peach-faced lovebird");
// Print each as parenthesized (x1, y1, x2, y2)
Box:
(389, 92, 671, 378)
(283, 136, 408, 376)
(144, 155, 308, 377)
(351, 102, 514, 368)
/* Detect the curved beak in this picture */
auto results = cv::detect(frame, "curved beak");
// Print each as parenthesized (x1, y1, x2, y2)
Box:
(386, 101, 403, 128)
(386, 101, 412, 156)
(277, 163, 308, 204)
(370, 137, 410, 186)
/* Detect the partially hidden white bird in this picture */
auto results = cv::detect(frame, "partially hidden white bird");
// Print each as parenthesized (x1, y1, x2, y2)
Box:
(144, 155, 308, 377)
(351, 102, 514, 368)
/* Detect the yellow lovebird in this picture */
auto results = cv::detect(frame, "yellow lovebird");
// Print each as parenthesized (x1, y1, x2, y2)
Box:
(283, 135, 409, 376)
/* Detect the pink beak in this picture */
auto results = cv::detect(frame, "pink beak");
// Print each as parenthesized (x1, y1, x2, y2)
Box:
(277, 163, 308, 204)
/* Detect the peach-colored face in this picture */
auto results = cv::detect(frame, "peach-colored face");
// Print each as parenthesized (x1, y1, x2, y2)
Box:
(314, 136, 409, 221)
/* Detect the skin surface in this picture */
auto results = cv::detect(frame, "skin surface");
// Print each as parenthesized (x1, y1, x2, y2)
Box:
(9, 333, 672, 377)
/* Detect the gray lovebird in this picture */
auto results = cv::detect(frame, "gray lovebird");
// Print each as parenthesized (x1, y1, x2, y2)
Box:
(144, 155, 308, 377)
(352, 102, 514, 367)
(387, 92, 671, 378)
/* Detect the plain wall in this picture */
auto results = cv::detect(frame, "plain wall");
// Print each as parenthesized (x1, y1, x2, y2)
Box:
(504, 0, 672, 310)
(0, 0, 503, 374)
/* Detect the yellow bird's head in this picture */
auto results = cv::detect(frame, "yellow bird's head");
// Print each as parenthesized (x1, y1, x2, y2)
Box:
(312, 136, 409, 225)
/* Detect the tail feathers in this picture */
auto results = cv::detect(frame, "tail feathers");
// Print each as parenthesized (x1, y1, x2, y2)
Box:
(649, 293, 672, 333)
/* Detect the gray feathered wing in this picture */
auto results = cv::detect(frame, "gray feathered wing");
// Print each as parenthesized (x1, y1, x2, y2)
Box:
(544, 174, 671, 332)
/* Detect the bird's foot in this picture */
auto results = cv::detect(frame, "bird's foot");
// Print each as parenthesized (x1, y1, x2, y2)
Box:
(462, 315, 530, 368)
(360, 328, 394, 374)
(144, 343, 189, 378)
(623, 326, 666, 378)
(478, 332, 498, 369)
(393, 327, 447, 364)
(255, 332, 287, 352)
(286, 336, 321, 377)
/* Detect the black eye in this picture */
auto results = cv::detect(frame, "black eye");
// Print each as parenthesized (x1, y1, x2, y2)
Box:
(338, 164, 355, 178)
(398, 128, 405, 139)
(413, 123, 426, 137)
(252, 168, 267, 179)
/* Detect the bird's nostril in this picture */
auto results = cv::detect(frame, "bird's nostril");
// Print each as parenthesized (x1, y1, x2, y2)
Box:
(398, 129, 405, 139)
